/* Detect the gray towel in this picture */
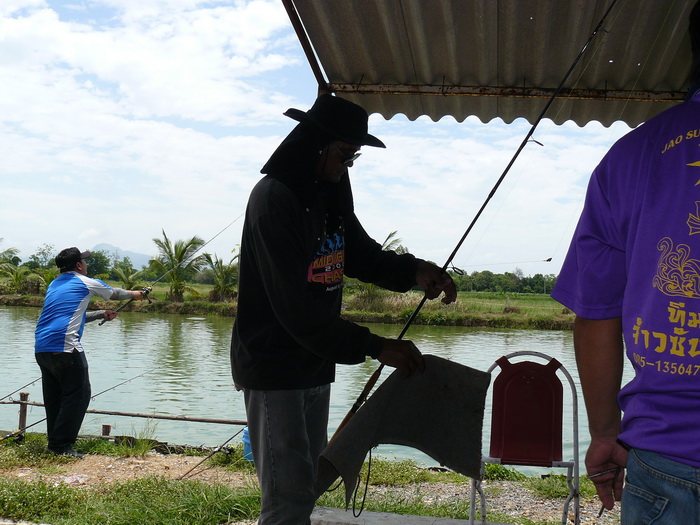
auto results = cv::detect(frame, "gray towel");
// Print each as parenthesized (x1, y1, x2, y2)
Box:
(316, 355, 490, 506)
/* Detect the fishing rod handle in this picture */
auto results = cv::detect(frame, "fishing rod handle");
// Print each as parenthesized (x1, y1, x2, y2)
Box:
(97, 297, 134, 325)
(331, 364, 384, 439)
(97, 285, 151, 325)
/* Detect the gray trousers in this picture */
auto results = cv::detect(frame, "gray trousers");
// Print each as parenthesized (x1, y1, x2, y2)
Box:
(244, 385, 331, 525)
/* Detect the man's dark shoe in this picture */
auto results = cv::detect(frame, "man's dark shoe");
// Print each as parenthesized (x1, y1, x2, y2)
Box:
(48, 448, 84, 459)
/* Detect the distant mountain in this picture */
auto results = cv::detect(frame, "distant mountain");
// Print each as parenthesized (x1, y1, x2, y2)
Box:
(92, 243, 153, 270)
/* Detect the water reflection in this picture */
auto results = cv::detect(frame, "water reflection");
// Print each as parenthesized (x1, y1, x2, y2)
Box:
(2, 306, 633, 472)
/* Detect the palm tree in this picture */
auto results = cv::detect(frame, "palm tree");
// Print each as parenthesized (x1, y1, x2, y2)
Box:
(349, 231, 408, 298)
(150, 230, 206, 301)
(32, 267, 59, 294)
(203, 252, 239, 302)
(0, 263, 31, 293)
(113, 267, 145, 291)
(0, 238, 19, 264)
(381, 230, 403, 252)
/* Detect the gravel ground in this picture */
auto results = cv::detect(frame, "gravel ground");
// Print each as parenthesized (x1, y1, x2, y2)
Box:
(0, 453, 620, 524)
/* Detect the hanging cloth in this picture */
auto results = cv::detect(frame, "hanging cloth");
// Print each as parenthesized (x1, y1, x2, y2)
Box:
(316, 355, 490, 506)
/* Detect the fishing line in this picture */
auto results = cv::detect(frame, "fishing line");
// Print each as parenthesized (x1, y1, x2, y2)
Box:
(0, 367, 159, 443)
(89, 367, 159, 400)
(3, 215, 245, 440)
(149, 213, 244, 288)
(459, 258, 552, 269)
(99, 212, 244, 325)
(458, 1, 640, 274)
(333, 0, 623, 439)
(542, 0, 684, 267)
(351, 447, 373, 517)
(0, 377, 41, 403)
(595, 0, 682, 123)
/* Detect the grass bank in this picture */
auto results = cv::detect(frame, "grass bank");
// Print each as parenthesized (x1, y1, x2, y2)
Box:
(0, 288, 574, 330)
(0, 434, 601, 525)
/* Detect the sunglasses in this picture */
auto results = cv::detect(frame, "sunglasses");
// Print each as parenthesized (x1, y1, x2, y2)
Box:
(335, 144, 362, 166)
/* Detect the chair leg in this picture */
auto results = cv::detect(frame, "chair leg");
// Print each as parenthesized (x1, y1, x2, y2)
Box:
(561, 465, 580, 525)
(469, 464, 487, 525)
(469, 478, 477, 525)
(480, 480, 486, 525)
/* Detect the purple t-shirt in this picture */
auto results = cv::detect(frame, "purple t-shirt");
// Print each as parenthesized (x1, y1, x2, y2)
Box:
(552, 92, 700, 468)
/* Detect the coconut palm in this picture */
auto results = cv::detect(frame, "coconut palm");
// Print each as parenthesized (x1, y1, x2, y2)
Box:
(113, 267, 145, 291)
(32, 267, 59, 293)
(381, 230, 403, 252)
(203, 252, 239, 302)
(0, 239, 19, 264)
(150, 230, 206, 301)
(0, 263, 31, 293)
(349, 231, 409, 298)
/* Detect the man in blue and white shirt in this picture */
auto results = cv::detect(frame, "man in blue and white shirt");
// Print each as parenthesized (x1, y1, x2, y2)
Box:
(34, 247, 145, 457)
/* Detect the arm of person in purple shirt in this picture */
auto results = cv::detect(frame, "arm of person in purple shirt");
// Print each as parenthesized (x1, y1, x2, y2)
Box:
(574, 316, 628, 511)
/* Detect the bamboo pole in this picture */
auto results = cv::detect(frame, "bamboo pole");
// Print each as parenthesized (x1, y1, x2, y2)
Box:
(4, 397, 246, 428)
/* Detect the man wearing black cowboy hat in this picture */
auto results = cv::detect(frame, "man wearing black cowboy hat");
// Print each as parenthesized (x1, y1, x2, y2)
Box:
(34, 247, 146, 458)
(231, 94, 456, 524)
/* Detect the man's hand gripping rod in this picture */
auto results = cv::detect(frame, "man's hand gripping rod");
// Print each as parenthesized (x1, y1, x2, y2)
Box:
(98, 286, 153, 325)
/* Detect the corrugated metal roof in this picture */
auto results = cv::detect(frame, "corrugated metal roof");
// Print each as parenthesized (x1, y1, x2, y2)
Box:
(285, 0, 695, 127)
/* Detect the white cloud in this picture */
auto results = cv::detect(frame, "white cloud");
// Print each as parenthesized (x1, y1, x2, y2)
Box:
(0, 0, 633, 279)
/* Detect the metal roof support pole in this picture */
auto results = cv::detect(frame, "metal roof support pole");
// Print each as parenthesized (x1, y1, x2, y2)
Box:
(281, 0, 329, 95)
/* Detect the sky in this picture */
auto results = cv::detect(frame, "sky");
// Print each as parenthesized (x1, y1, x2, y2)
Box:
(0, 0, 634, 278)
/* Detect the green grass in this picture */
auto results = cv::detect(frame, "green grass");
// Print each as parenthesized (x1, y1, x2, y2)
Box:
(0, 440, 601, 525)
(483, 463, 527, 481)
(0, 431, 174, 468)
(342, 289, 573, 329)
(0, 476, 261, 525)
(525, 473, 597, 499)
(203, 444, 256, 475)
(0, 288, 574, 329)
(316, 457, 474, 519)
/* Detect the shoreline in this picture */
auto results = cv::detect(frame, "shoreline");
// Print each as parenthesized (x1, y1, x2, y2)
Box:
(0, 451, 620, 524)
(0, 294, 575, 330)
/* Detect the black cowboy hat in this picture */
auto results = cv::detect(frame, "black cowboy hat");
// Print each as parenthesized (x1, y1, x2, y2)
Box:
(283, 94, 385, 148)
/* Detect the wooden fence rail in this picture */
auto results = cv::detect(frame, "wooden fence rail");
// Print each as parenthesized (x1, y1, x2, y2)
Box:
(1, 392, 247, 438)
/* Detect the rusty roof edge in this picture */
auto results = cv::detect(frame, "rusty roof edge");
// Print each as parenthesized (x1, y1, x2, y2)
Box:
(328, 83, 686, 103)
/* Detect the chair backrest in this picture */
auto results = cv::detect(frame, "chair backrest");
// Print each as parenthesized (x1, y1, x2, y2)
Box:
(488, 355, 563, 466)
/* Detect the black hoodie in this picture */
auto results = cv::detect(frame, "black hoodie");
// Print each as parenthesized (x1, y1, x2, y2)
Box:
(230, 124, 419, 390)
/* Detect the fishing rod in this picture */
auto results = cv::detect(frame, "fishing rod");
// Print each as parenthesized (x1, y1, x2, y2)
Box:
(0, 377, 41, 403)
(333, 0, 622, 439)
(178, 427, 245, 480)
(99, 214, 243, 326)
(0, 367, 159, 443)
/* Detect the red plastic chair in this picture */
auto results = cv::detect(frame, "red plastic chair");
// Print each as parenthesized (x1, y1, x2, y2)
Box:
(469, 351, 580, 525)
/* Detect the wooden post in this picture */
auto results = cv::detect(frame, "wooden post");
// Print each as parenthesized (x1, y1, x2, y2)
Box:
(18, 392, 29, 431)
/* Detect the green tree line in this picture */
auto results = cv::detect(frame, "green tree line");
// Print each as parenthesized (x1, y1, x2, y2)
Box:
(0, 232, 239, 302)
(1, 232, 557, 302)
(450, 268, 557, 294)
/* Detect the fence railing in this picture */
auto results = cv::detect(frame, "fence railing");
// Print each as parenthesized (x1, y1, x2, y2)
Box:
(1, 392, 246, 443)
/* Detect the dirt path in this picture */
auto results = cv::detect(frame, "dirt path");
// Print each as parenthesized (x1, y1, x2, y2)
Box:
(1, 453, 620, 524)
(4, 453, 253, 488)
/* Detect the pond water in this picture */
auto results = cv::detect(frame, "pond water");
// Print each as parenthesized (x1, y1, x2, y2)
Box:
(1, 306, 634, 473)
